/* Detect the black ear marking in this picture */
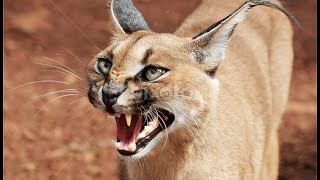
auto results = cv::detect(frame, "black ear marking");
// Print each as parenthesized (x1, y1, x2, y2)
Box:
(206, 67, 218, 77)
(111, 0, 150, 34)
(191, 49, 208, 63)
(249, 0, 300, 27)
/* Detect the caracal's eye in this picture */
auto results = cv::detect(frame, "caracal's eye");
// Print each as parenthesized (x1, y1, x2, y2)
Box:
(143, 66, 168, 81)
(96, 58, 112, 75)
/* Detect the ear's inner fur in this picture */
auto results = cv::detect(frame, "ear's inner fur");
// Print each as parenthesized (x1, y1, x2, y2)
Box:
(189, 0, 299, 74)
(111, 0, 150, 34)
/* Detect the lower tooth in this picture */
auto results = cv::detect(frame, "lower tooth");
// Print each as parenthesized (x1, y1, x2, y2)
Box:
(148, 121, 155, 126)
(137, 132, 146, 139)
(112, 141, 120, 149)
(152, 117, 158, 122)
(128, 143, 136, 152)
(144, 126, 153, 132)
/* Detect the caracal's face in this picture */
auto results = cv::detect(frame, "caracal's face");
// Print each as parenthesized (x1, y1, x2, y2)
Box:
(85, 0, 269, 157)
(86, 31, 217, 158)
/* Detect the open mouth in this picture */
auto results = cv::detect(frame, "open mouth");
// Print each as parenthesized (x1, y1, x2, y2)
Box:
(112, 109, 175, 156)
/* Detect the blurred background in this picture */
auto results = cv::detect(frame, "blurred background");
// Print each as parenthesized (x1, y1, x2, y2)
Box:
(4, 0, 316, 179)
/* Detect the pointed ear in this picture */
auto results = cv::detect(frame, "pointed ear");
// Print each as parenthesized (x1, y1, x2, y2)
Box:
(188, 0, 298, 73)
(109, 0, 150, 37)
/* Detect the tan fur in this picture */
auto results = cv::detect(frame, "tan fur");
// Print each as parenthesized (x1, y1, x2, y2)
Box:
(86, 0, 294, 179)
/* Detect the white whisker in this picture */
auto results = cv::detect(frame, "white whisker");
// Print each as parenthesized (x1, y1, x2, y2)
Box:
(64, 48, 86, 68)
(42, 56, 78, 74)
(9, 80, 70, 92)
(40, 69, 90, 92)
(35, 62, 88, 86)
(69, 101, 87, 113)
(153, 108, 169, 151)
(30, 89, 79, 103)
(34, 93, 80, 118)
(68, 97, 86, 105)
(47, 0, 101, 51)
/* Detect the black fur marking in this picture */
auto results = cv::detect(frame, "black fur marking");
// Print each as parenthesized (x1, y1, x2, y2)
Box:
(133, 89, 153, 109)
(206, 67, 218, 77)
(112, 0, 150, 34)
(87, 87, 96, 106)
(141, 48, 153, 64)
(193, 49, 207, 63)
(226, 24, 237, 39)
(192, 16, 229, 40)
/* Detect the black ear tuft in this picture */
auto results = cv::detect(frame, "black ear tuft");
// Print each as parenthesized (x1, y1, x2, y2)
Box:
(111, 0, 150, 34)
(249, 0, 300, 27)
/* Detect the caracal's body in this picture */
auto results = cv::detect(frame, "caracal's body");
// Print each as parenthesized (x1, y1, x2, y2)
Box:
(120, 0, 293, 179)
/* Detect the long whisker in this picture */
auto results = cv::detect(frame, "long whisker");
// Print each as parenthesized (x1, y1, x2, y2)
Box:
(140, 105, 150, 124)
(153, 108, 169, 150)
(42, 69, 73, 76)
(34, 93, 80, 118)
(84, 111, 99, 127)
(40, 70, 89, 93)
(47, 0, 101, 51)
(68, 96, 86, 105)
(9, 80, 70, 92)
(34, 62, 88, 86)
(30, 89, 79, 103)
(63, 48, 86, 68)
(141, 105, 154, 125)
(141, 106, 148, 121)
(69, 101, 87, 112)
(42, 56, 78, 74)
(69, 105, 92, 121)
(180, 105, 203, 130)
(163, 102, 200, 146)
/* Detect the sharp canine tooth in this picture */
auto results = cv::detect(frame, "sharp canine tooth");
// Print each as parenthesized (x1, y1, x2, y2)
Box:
(144, 126, 153, 132)
(125, 114, 132, 126)
(128, 143, 136, 152)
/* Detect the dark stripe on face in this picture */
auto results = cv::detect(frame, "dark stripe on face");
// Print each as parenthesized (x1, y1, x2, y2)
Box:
(141, 48, 153, 65)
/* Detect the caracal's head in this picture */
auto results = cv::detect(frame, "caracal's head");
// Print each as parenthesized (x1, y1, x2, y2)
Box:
(86, 0, 266, 158)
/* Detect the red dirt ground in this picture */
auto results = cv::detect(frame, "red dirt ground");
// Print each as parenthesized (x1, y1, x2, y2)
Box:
(4, 0, 316, 179)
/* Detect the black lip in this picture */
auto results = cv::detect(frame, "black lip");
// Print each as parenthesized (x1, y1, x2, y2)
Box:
(117, 149, 137, 156)
(117, 109, 175, 156)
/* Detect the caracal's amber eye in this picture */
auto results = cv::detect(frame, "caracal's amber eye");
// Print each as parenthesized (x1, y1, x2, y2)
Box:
(96, 58, 112, 75)
(143, 66, 167, 81)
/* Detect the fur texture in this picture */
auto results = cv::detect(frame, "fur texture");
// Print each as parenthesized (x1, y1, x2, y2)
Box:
(86, 0, 295, 179)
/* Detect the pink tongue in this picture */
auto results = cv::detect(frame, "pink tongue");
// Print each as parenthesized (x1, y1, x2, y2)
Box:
(116, 114, 142, 144)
